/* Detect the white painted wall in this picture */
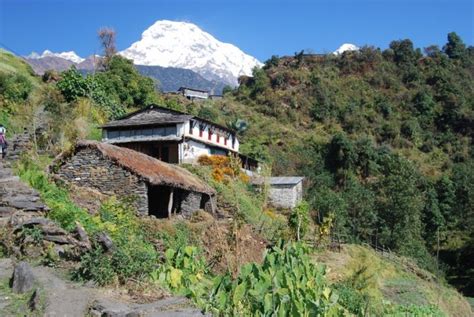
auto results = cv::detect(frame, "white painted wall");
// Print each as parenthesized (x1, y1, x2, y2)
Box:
(183, 120, 239, 152)
(177, 123, 185, 137)
(182, 140, 211, 164)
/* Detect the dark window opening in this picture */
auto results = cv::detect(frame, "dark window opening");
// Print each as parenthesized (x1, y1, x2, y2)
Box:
(217, 135, 220, 143)
(208, 130, 212, 141)
(224, 138, 227, 146)
(189, 121, 193, 134)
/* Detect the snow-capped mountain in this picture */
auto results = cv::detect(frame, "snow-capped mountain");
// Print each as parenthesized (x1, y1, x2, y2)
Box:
(333, 43, 359, 55)
(120, 20, 262, 85)
(27, 50, 85, 63)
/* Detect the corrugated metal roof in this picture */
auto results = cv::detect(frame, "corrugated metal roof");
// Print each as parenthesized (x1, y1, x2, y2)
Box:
(252, 176, 305, 186)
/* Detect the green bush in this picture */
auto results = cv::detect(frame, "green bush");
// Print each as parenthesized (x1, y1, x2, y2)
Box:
(202, 242, 344, 315)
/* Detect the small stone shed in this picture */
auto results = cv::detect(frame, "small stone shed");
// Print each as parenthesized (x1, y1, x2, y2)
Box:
(252, 177, 305, 209)
(51, 141, 216, 218)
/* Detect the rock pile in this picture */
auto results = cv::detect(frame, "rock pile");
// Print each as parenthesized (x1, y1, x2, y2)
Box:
(11, 217, 92, 259)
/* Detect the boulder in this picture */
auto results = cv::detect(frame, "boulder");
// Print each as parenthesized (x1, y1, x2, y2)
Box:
(97, 232, 114, 253)
(89, 299, 137, 317)
(74, 222, 91, 247)
(14, 217, 54, 232)
(11, 261, 35, 293)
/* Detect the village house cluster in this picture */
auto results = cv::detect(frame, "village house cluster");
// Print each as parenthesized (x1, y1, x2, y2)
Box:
(53, 102, 304, 218)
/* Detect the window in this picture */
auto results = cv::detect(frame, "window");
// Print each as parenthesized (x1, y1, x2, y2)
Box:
(232, 136, 235, 149)
(199, 127, 203, 137)
(208, 130, 212, 141)
(217, 135, 220, 143)
(224, 138, 227, 146)
(189, 121, 193, 134)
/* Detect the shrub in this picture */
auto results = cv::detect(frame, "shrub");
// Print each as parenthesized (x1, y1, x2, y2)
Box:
(201, 242, 344, 315)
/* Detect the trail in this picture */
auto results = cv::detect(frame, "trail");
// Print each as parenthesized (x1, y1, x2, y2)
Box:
(0, 134, 206, 316)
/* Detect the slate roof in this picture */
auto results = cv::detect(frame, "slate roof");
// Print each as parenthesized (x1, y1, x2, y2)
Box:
(101, 104, 237, 134)
(102, 106, 192, 128)
(56, 141, 216, 195)
(252, 176, 305, 186)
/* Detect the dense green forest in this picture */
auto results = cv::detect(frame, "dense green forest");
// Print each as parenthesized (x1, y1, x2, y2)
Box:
(217, 33, 474, 294)
(0, 32, 473, 315)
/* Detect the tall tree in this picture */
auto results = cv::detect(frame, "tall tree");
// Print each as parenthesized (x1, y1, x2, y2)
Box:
(98, 27, 117, 69)
(443, 32, 466, 59)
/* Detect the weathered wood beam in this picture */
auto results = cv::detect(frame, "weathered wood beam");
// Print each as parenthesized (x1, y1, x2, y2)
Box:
(168, 188, 174, 218)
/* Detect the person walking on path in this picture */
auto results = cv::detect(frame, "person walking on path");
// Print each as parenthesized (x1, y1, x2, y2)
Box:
(0, 125, 8, 159)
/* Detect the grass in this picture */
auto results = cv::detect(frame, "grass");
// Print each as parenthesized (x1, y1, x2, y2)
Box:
(0, 49, 39, 88)
(314, 244, 472, 317)
(0, 278, 45, 316)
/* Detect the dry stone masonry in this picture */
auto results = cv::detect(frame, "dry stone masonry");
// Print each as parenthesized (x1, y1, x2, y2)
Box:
(54, 147, 149, 215)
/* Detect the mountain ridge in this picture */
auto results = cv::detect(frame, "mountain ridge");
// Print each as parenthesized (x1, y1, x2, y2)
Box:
(119, 20, 263, 85)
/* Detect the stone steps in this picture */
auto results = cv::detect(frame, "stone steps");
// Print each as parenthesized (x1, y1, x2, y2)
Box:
(0, 133, 48, 224)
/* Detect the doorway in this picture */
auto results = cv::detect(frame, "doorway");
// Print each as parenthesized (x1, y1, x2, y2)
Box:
(147, 185, 172, 218)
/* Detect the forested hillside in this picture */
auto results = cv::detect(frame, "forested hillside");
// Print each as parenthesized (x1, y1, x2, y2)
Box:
(203, 32, 473, 295)
(0, 32, 472, 315)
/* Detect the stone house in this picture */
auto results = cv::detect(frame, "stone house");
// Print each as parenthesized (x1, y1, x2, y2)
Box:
(101, 104, 259, 171)
(178, 87, 209, 100)
(51, 141, 216, 218)
(253, 177, 304, 209)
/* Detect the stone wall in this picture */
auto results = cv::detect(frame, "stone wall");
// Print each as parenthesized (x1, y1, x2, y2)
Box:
(268, 182, 303, 209)
(180, 191, 203, 215)
(54, 148, 149, 215)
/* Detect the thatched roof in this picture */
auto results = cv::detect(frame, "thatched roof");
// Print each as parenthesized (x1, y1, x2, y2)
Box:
(59, 141, 216, 195)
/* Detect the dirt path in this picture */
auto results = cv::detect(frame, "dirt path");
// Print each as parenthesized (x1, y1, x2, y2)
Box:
(0, 258, 206, 316)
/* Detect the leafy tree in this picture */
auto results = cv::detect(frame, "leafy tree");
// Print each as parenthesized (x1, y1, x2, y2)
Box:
(250, 67, 270, 97)
(374, 154, 427, 261)
(289, 201, 310, 241)
(94, 55, 158, 115)
(197, 106, 219, 122)
(326, 133, 357, 185)
(343, 180, 377, 242)
(222, 85, 234, 95)
(443, 32, 466, 59)
(422, 184, 445, 245)
(389, 39, 418, 65)
(56, 67, 91, 102)
(0, 72, 33, 103)
(263, 55, 279, 69)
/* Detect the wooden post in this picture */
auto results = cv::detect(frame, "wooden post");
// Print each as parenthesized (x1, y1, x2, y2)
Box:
(168, 188, 174, 218)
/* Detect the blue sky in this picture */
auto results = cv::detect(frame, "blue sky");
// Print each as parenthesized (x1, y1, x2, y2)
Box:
(0, 0, 472, 61)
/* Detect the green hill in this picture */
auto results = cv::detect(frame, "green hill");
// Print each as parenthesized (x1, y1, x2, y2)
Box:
(169, 33, 474, 298)
(0, 36, 472, 316)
